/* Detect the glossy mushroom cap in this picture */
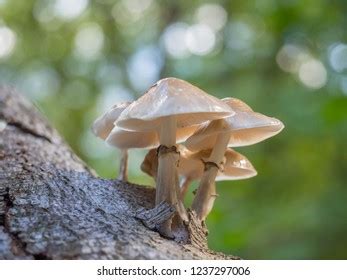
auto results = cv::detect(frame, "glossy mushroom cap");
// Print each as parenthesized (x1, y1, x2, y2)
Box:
(116, 77, 234, 132)
(185, 97, 284, 151)
(183, 148, 256, 181)
(92, 102, 131, 140)
(216, 149, 257, 181)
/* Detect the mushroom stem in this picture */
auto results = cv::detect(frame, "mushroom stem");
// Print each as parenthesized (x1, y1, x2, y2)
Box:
(117, 149, 128, 181)
(156, 116, 177, 204)
(156, 116, 187, 237)
(192, 130, 231, 221)
(180, 177, 192, 200)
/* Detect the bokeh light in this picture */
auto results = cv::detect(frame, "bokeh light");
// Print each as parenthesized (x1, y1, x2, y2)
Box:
(298, 59, 327, 89)
(74, 23, 105, 60)
(328, 43, 347, 73)
(195, 4, 227, 31)
(162, 23, 190, 59)
(276, 44, 310, 73)
(185, 24, 216, 56)
(54, 0, 89, 20)
(127, 45, 163, 91)
(0, 26, 16, 59)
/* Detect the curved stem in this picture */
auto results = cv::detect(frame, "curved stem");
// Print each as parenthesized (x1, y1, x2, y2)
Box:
(117, 149, 128, 181)
(192, 168, 218, 221)
(191, 130, 231, 221)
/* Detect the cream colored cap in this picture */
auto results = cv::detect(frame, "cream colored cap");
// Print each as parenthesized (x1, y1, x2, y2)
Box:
(106, 127, 158, 149)
(116, 77, 234, 132)
(140, 149, 157, 178)
(106, 124, 198, 150)
(185, 97, 284, 151)
(92, 102, 131, 140)
(177, 147, 205, 180)
(141, 145, 200, 179)
(181, 148, 256, 181)
(216, 149, 257, 181)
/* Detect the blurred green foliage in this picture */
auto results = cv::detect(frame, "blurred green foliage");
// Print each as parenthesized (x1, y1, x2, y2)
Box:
(1, 0, 347, 259)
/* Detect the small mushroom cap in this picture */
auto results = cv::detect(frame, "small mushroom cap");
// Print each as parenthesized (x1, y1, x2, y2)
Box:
(92, 102, 131, 140)
(116, 77, 234, 132)
(185, 97, 284, 151)
(177, 147, 205, 180)
(216, 149, 257, 181)
(106, 124, 198, 150)
(141, 145, 201, 179)
(184, 148, 256, 181)
(140, 148, 158, 178)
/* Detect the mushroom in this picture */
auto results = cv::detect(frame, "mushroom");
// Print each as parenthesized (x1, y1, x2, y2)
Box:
(107, 123, 198, 181)
(140, 145, 196, 198)
(140, 148, 158, 179)
(92, 102, 131, 181)
(214, 149, 257, 181)
(180, 148, 257, 200)
(105, 127, 157, 181)
(185, 148, 257, 220)
(141, 147, 257, 200)
(93, 103, 198, 181)
(116, 77, 234, 237)
(185, 97, 284, 222)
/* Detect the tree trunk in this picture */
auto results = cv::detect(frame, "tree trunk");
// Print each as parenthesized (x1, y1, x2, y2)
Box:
(0, 86, 239, 260)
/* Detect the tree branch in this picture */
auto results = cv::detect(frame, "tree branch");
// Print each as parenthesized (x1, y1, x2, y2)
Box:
(0, 86, 239, 260)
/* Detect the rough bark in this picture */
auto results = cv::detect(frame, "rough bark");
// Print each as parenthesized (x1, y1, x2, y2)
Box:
(0, 86, 239, 260)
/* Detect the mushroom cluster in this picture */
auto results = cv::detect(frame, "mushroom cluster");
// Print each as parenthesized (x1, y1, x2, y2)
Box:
(92, 77, 284, 238)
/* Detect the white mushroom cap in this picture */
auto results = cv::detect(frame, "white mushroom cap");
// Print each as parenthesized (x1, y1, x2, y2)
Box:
(106, 127, 158, 149)
(92, 99, 199, 150)
(185, 97, 284, 151)
(115, 77, 234, 132)
(215, 149, 257, 181)
(182, 148, 256, 181)
(92, 102, 131, 140)
(106, 125, 198, 150)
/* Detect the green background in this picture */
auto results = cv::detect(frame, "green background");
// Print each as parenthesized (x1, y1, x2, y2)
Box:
(1, 0, 346, 259)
